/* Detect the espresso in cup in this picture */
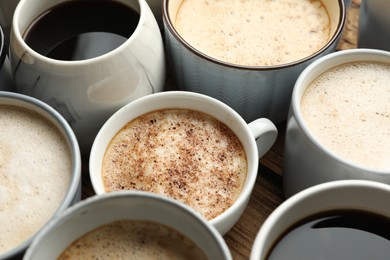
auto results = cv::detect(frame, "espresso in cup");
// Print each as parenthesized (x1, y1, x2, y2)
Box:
(58, 219, 207, 259)
(301, 61, 390, 171)
(103, 108, 247, 220)
(173, 0, 331, 66)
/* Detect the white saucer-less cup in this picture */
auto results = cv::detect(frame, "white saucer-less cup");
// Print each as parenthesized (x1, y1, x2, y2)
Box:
(24, 191, 233, 260)
(250, 180, 390, 259)
(10, 0, 165, 155)
(89, 91, 278, 235)
(283, 49, 390, 198)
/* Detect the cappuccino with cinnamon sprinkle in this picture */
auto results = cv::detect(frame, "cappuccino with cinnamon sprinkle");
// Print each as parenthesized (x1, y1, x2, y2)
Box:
(102, 109, 247, 220)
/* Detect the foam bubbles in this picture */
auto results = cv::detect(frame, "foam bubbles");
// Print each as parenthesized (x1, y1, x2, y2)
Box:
(174, 0, 330, 66)
(301, 62, 390, 170)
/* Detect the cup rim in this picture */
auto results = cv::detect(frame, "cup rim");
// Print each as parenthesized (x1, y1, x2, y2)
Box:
(23, 190, 233, 260)
(12, 0, 149, 65)
(162, 0, 346, 71)
(0, 91, 82, 259)
(291, 48, 390, 174)
(89, 91, 259, 233)
(250, 179, 390, 259)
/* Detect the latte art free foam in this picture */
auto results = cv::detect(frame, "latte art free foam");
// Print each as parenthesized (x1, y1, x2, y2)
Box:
(0, 106, 72, 254)
(301, 62, 390, 170)
(174, 0, 331, 66)
(58, 220, 207, 259)
(102, 109, 247, 220)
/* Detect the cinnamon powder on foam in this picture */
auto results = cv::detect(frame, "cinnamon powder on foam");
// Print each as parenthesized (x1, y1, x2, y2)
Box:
(102, 109, 247, 220)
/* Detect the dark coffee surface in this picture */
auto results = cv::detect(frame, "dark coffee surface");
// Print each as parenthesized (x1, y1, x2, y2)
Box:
(23, 1, 139, 60)
(267, 209, 390, 259)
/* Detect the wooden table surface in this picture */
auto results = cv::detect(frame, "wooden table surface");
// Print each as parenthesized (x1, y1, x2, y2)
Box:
(81, 1, 361, 259)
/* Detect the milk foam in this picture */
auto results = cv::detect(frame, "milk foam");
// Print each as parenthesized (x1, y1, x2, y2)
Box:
(174, 0, 330, 66)
(301, 62, 390, 170)
(103, 109, 247, 220)
(58, 220, 207, 259)
(0, 106, 71, 254)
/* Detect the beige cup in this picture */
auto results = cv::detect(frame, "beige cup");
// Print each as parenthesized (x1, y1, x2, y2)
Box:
(162, 0, 345, 124)
(24, 191, 232, 260)
(250, 180, 390, 259)
(0, 91, 81, 259)
(89, 91, 278, 235)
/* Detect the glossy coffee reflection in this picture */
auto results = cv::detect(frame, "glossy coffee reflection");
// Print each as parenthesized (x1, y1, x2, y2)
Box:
(23, 1, 139, 61)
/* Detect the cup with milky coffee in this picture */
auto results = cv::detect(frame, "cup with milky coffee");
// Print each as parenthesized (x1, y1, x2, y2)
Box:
(283, 48, 390, 198)
(89, 91, 278, 235)
(24, 191, 232, 259)
(163, 0, 345, 124)
(0, 92, 81, 259)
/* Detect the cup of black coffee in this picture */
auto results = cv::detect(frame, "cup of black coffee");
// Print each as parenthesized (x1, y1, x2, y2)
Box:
(250, 180, 390, 259)
(10, 0, 166, 155)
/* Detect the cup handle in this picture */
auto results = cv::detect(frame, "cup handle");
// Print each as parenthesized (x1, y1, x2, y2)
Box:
(248, 118, 278, 158)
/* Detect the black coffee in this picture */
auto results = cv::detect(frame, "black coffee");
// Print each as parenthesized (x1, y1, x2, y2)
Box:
(23, 1, 140, 61)
(267, 209, 390, 259)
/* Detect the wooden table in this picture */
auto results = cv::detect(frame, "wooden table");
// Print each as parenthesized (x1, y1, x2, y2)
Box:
(81, 1, 361, 259)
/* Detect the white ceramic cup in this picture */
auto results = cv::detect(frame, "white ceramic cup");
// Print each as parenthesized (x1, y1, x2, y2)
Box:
(89, 91, 278, 235)
(9, 0, 166, 155)
(250, 180, 390, 259)
(24, 191, 233, 260)
(283, 48, 390, 198)
(358, 0, 390, 51)
(162, 0, 346, 124)
(0, 91, 81, 259)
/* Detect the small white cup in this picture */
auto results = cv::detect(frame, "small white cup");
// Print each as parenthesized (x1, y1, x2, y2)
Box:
(10, 0, 166, 155)
(24, 191, 233, 260)
(283, 48, 390, 198)
(250, 180, 390, 259)
(0, 91, 81, 259)
(89, 91, 278, 235)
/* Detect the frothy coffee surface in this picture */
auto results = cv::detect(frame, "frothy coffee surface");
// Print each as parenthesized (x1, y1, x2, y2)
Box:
(103, 109, 247, 220)
(0, 105, 72, 254)
(174, 0, 330, 66)
(301, 62, 390, 170)
(58, 220, 207, 259)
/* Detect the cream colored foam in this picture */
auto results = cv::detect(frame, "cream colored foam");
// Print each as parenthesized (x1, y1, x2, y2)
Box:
(103, 109, 247, 220)
(0, 106, 71, 254)
(301, 62, 390, 170)
(174, 0, 330, 66)
(58, 220, 207, 259)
